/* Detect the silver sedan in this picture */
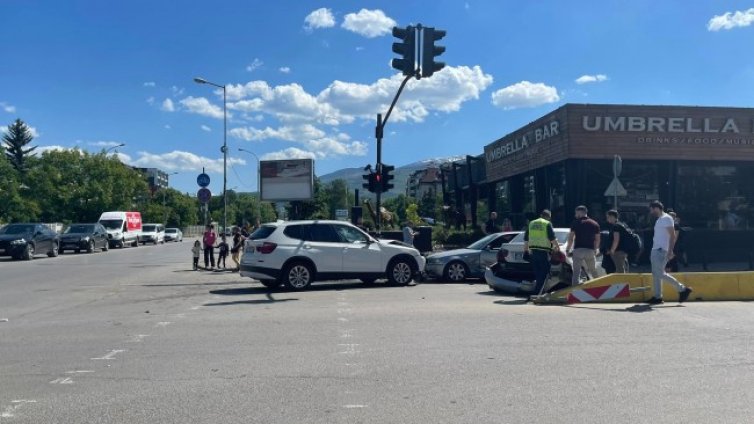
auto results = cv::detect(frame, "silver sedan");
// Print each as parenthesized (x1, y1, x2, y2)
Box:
(425, 232, 520, 282)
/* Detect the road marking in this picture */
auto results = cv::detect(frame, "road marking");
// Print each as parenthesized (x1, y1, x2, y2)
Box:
(91, 349, 125, 360)
(343, 404, 367, 409)
(337, 317, 349, 322)
(339, 330, 354, 338)
(155, 321, 172, 327)
(65, 370, 94, 374)
(337, 308, 352, 314)
(190, 306, 202, 310)
(338, 344, 360, 355)
(127, 334, 150, 343)
(50, 377, 74, 385)
(1, 400, 37, 418)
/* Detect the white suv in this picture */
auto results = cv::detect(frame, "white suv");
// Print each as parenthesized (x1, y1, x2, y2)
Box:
(240, 220, 426, 290)
(140, 223, 165, 245)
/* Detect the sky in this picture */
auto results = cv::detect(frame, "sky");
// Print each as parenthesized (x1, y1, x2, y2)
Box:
(2, 0, 754, 195)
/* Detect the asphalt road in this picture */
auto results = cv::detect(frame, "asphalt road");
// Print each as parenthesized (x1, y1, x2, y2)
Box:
(1, 240, 754, 424)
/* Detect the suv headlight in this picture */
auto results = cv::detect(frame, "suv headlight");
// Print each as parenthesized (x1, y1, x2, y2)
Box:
(11, 238, 26, 245)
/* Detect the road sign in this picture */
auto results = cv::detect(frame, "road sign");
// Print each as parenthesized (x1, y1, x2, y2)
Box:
(335, 209, 349, 221)
(197, 173, 210, 188)
(567, 283, 631, 304)
(604, 177, 627, 197)
(197, 187, 212, 203)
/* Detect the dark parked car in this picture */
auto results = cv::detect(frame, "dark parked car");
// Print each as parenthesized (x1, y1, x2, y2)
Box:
(60, 223, 109, 253)
(0, 223, 60, 260)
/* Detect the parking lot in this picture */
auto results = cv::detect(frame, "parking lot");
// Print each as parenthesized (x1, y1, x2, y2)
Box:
(2, 240, 754, 423)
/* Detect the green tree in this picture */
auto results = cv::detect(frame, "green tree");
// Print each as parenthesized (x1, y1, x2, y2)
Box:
(0, 154, 39, 222)
(405, 203, 421, 226)
(382, 194, 409, 223)
(2, 119, 37, 174)
(286, 178, 328, 220)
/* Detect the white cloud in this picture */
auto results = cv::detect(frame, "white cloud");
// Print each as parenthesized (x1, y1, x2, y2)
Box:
(127, 150, 245, 174)
(161, 98, 175, 112)
(279, 67, 291, 74)
(491, 81, 560, 110)
(88, 141, 123, 148)
(342, 9, 396, 38)
(146, 96, 155, 105)
(171, 86, 185, 96)
(246, 58, 264, 72)
(262, 147, 317, 161)
(201, 125, 211, 132)
(179, 96, 226, 119)
(304, 7, 335, 30)
(1, 101, 16, 113)
(143, 82, 156, 87)
(227, 81, 345, 125)
(0, 125, 39, 138)
(708, 8, 754, 31)
(575, 74, 608, 84)
(230, 124, 326, 142)
(35, 145, 76, 155)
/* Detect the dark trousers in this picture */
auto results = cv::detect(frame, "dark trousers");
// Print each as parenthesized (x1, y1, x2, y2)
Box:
(192, 257, 199, 270)
(218, 253, 227, 268)
(204, 246, 215, 268)
(531, 249, 551, 295)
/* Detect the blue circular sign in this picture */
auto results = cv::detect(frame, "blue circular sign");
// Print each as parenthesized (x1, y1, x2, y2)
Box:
(197, 173, 210, 187)
(197, 187, 212, 203)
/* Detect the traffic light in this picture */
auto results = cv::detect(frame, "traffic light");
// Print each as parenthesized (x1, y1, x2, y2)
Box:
(391, 25, 416, 76)
(421, 27, 446, 78)
(380, 164, 395, 193)
(363, 171, 381, 193)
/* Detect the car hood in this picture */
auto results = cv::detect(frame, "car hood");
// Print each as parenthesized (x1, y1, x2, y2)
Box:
(0, 233, 33, 241)
(427, 248, 479, 260)
(376, 239, 419, 252)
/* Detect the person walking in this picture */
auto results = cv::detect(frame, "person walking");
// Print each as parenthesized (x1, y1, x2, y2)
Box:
(484, 211, 499, 235)
(217, 236, 229, 269)
(524, 209, 560, 300)
(191, 240, 201, 271)
(565, 206, 601, 285)
(202, 224, 217, 269)
(605, 210, 630, 273)
(402, 222, 417, 247)
(648, 201, 693, 305)
(231, 228, 245, 272)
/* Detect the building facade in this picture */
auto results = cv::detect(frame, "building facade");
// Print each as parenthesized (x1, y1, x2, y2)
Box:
(407, 167, 442, 200)
(133, 167, 170, 191)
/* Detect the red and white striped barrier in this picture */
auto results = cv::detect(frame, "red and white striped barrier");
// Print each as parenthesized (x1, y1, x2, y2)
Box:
(566, 283, 631, 304)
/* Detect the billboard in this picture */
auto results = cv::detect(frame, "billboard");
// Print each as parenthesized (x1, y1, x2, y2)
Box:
(260, 159, 314, 201)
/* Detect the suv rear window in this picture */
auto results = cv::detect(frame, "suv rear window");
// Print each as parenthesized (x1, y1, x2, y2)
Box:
(249, 225, 277, 240)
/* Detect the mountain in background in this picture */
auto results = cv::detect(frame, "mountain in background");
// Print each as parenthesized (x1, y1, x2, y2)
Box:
(319, 156, 463, 199)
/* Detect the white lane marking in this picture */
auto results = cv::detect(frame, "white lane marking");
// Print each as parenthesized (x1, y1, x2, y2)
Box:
(337, 308, 352, 314)
(155, 321, 172, 327)
(339, 330, 354, 338)
(65, 370, 94, 374)
(338, 344, 360, 355)
(1, 400, 37, 418)
(127, 334, 150, 343)
(190, 306, 202, 310)
(337, 317, 349, 322)
(50, 377, 74, 385)
(343, 404, 368, 409)
(91, 349, 125, 360)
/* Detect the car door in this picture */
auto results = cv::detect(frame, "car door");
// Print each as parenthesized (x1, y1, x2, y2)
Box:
(304, 224, 344, 274)
(479, 234, 511, 269)
(333, 224, 383, 274)
(35, 225, 51, 252)
(96, 225, 106, 247)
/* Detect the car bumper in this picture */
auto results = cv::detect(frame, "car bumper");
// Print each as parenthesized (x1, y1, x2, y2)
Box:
(0, 245, 25, 257)
(425, 262, 446, 278)
(60, 240, 88, 250)
(240, 264, 281, 281)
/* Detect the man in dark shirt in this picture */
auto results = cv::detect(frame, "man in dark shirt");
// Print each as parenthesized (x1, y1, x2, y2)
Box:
(565, 206, 601, 285)
(605, 209, 629, 273)
(484, 211, 499, 235)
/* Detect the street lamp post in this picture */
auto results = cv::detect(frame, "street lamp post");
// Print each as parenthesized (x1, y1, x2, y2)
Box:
(105, 143, 125, 155)
(238, 148, 261, 223)
(193, 77, 228, 235)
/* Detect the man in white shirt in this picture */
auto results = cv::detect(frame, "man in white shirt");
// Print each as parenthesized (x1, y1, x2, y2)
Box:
(648, 201, 693, 305)
(402, 223, 416, 247)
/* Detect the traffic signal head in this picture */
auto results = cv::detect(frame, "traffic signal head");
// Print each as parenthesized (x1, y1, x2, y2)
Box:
(421, 27, 446, 78)
(391, 25, 416, 77)
(362, 171, 379, 193)
(380, 164, 395, 193)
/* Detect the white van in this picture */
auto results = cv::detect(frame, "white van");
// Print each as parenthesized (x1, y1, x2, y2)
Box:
(98, 211, 142, 248)
(140, 223, 165, 245)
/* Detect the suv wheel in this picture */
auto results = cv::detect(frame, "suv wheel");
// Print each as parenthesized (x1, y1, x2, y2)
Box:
(282, 262, 314, 290)
(47, 242, 59, 257)
(444, 261, 468, 282)
(23, 243, 35, 261)
(387, 257, 415, 286)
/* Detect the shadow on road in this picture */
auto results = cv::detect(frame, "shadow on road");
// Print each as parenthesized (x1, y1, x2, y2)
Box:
(210, 281, 405, 296)
(143, 281, 246, 287)
(563, 304, 684, 313)
(204, 293, 299, 307)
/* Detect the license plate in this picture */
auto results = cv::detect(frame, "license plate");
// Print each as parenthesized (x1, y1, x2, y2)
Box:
(513, 252, 524, 260)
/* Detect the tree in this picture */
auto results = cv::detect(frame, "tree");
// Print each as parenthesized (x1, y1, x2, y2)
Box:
(405, 202, 421, 226)
(0, 154, 39, 223)
(3, 119, 37, 174)
(286, 178, 328, 220)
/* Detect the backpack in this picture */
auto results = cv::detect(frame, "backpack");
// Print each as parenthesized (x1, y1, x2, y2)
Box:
(623, 226, 642, 256)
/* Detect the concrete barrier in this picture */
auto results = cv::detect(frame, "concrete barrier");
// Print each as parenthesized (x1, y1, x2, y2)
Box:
(534, 272, 754, 304)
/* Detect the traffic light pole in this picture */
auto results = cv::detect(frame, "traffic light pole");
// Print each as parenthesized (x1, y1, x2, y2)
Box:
(374, 72, 414, 233)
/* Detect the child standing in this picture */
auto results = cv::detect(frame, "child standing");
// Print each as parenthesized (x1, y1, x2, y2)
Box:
(217, 236, 229, 269)
(191, 240, 201, 270)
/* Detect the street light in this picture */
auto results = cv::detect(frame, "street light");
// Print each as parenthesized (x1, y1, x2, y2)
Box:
(105, 143, 125, 154)
(238, 148, 261, 223)
(194, 76, 228, 236)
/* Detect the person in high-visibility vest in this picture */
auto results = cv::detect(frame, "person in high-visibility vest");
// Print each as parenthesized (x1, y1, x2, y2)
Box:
(523, 210, 560, 299)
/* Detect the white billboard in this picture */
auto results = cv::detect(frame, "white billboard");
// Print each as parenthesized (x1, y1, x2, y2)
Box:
(260, 159, 314, 201)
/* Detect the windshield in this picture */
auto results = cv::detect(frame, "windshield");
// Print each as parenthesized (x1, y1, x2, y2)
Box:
(0, 224, 34, 235)
(100, 219, 123, 230)
(467, 233, 500, 250)
(65, 225, 94, 234)
(142, 225, 156, 232)
(509, 229, 570, 245)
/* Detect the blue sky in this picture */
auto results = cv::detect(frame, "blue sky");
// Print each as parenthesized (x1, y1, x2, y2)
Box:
(2, 0, 754, 194)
